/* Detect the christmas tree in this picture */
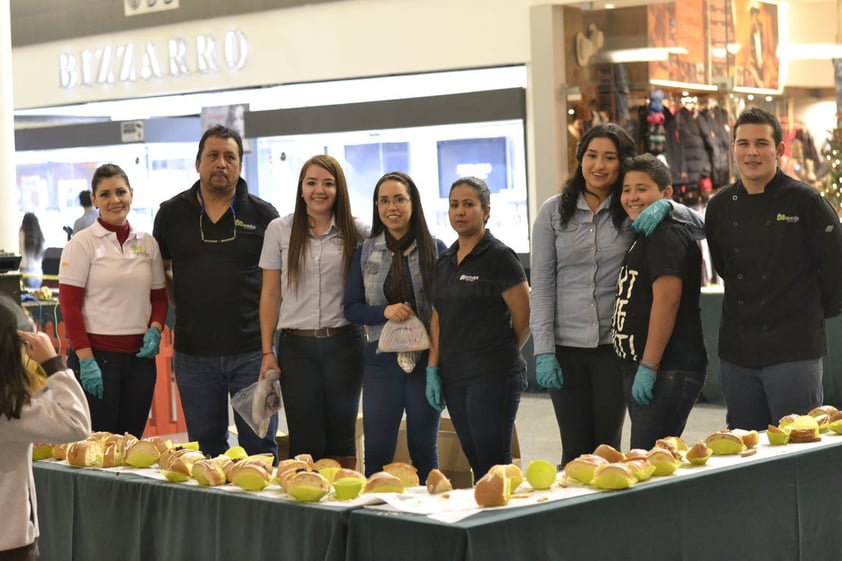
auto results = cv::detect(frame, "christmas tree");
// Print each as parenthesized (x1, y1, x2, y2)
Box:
(821, 126, 842, 216)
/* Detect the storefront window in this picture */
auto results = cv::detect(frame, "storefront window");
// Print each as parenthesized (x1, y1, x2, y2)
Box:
(254, 119, 529, 252)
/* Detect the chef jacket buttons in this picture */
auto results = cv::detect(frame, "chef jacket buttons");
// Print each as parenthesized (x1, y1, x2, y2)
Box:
(737, 273, 743, 280)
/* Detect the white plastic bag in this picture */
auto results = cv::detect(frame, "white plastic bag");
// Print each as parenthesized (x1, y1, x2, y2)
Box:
(231, 370, 282, 438)
(377, 316, 431, 353)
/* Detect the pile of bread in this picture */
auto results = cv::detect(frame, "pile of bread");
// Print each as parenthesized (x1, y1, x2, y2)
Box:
(33, 431, 177, 468)
(767, 405, 842, 445)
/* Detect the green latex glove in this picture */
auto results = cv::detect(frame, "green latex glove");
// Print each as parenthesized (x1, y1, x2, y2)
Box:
(136, 327, 162, 358)
(632, 199, 670, 237)
(425, 366, 445, 412)
(535, 353, 563, 389)
(80, 357, 103, 399)
(631, 364, 657, 406)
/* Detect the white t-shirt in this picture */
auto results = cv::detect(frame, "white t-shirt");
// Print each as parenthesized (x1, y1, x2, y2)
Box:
(59, 221, 166, 335)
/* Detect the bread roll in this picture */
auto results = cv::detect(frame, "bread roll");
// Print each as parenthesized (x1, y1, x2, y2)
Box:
(425, 468, 453, 495)
(383, 461, 420, 487)
(287, 471, 331, 502)
(593, 444, 625, 463)
(563, 454, 607, 485)
(313, 458, 341, 471)
(474, 466, 510, 507)
(363, 471, 404, 494)
(66, 440, 104, 467)
(192, 459, 226, 486)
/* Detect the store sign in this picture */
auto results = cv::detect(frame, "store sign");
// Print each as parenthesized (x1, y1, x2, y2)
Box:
(121, 121, 145, 143)
(125, 0, 179, 17)
(57, 29, 249, 90)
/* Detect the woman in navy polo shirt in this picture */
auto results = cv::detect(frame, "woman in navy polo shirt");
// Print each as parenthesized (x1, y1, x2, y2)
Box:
(426, 176, 530, 480)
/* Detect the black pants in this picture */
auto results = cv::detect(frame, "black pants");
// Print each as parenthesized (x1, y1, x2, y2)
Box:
(68, 349, 156, 438)
(0, 540, 39, 561)
(548, 345, 626, 466)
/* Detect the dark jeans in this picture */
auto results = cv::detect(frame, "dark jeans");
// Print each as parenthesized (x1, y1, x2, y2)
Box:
(620, 361, 706, 450)
(277, 326, 364, 459)
(173, 351, 278, 459)
(362, 343, 440, 479)
(548, 345, 626, 466)
(720, 358, 823, 431)
(68, 349, 156, 439)
(442, 369, 525, 481)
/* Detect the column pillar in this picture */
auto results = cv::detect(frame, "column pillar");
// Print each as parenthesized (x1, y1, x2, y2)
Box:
(0, 0, 18, 252)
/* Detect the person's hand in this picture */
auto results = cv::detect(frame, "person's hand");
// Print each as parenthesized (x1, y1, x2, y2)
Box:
(136, 327, 162, 358)
(80, 357, 104, 399)
(632, 199, 671, 237)
(260, 352, 281, 381)
(631, 364, 657, 405)
(17, 330, 58, 363)
(425, 366, 445, 412)
(384, 303, 415, 322)
(535, 353, 563, 389)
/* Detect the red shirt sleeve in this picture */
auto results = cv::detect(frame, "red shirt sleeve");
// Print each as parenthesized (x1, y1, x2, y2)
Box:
(58, 283, 91, 350)
(150, 287, 169, 328)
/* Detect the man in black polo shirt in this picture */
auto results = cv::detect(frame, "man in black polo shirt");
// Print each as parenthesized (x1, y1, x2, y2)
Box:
(153, 125, 279, 459)
(706, 107, 842, 431)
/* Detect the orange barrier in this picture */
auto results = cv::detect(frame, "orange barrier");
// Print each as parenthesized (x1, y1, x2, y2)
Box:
(144, 326, 188, 437)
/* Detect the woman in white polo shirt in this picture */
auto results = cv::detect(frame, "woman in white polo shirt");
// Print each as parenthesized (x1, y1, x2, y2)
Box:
(58, 163, 168, 438)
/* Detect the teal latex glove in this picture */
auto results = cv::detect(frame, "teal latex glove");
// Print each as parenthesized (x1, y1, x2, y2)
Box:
(535, 353, 563, 389)
(136, 327, 162, 358)
(631, 364, 657, 406)
(632, 199, 671, 237)
(425, 366, 445, 412)
(80, 357, 103, 399)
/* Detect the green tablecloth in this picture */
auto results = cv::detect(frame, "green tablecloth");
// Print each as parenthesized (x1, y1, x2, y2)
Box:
(33, 462, 351, 561)
(348, 439, 842, 561)
(700, 290, 842, 407)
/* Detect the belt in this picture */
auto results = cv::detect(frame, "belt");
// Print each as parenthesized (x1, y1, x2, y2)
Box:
(283, 325, 354, 338)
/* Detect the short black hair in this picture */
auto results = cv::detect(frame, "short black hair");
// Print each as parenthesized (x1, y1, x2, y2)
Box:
(79, 190, 92, 207)
(623, 154, 672, 191)
(196, 125, 244, 166)
(733, 106, 783, 145)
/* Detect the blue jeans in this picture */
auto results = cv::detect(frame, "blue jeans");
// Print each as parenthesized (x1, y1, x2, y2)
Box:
(362, 343, 440, 479)
(277, 327, 364, 459)
(720, 358, 823, 431)
(173, 351, 278, 459)
(549, 345, 626, 466)
(442, 370, 525, 481)
(68, 349, 156, 439)
(621, 361, 706, 450)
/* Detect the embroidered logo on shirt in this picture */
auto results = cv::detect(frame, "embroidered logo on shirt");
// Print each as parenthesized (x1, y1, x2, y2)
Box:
(235, 218, 256, 230)
(459, 274, 479, 282)
(776, 213, 799, 223)
(130, 245, 147, 256)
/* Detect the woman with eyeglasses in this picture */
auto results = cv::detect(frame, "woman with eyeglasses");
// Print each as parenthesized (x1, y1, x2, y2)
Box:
(343, 172, 446, 480)
(259, 155, 368, 468)
(426, 176, 531, 480)
(0, 294, 91, 560)
(59, 163, 167, 438)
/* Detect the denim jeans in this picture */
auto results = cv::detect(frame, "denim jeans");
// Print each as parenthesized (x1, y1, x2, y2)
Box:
(442, 369, 526, 481)
(277, 327, 364, 459)
(361, 342, 440, 479)
(68, 349, 156, 439)
(173, 350, 278, 459)
(548, 345, 626, 466)
(620, 361, 706, 450)
(720, 358, 823, 431)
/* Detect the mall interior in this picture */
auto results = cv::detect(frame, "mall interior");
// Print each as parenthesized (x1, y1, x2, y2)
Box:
(4, 2, 842, 560)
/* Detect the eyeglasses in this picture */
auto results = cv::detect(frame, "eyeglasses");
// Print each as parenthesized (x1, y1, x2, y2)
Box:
(376, 196, 411, 208)
(198, 194, 237, 244)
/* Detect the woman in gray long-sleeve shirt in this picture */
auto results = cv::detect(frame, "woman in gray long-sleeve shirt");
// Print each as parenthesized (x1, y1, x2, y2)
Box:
(530, 124, 638, 466)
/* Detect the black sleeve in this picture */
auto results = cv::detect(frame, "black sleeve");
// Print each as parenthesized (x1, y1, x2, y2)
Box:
(808, 194, 842, 317)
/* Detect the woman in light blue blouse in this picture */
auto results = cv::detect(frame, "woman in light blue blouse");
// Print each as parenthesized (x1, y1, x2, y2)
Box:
(530, 124, 681, 466)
